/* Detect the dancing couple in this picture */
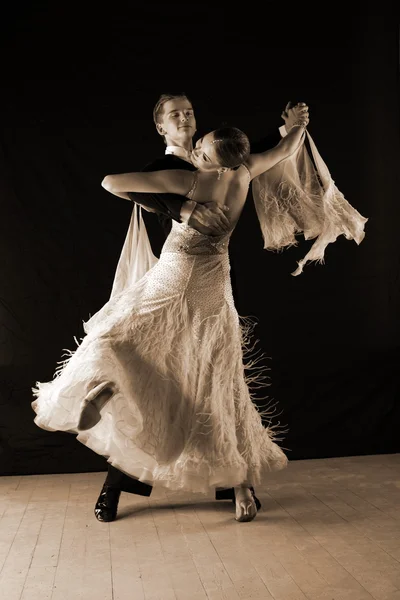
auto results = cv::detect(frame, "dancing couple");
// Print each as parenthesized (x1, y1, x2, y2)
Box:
(32, 93, 367, 522)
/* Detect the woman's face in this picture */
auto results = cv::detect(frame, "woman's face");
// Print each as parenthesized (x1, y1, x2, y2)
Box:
(191, 131, 222, 172)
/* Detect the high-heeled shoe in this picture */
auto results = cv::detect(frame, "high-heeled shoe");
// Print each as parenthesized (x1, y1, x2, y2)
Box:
(234, 487, 259, 522)
(232, 487, 261, 511)
(251, 488, 262, 511)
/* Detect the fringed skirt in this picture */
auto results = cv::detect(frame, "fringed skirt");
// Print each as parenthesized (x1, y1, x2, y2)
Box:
(32, 249, 287, 493)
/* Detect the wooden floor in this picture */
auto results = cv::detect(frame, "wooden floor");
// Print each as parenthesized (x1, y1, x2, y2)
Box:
(0, 454, 399, 600)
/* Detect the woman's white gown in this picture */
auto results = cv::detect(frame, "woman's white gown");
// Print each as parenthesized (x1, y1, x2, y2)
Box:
(32, 215, 288, 493)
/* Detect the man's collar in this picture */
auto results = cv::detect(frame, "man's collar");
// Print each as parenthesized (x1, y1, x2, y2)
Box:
(165, 145, 192, 162)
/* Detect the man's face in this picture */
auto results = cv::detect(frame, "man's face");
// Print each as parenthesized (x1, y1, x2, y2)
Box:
(157, 98, 196, 146)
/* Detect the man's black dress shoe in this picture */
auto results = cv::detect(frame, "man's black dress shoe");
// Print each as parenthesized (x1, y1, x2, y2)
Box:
(94, 484, 121, 522)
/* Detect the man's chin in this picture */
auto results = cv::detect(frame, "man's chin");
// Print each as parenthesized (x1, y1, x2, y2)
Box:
(178, 128, 193, 138)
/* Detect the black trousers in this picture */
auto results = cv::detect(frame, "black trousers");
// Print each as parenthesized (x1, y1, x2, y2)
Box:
(104, 465, 237, 501)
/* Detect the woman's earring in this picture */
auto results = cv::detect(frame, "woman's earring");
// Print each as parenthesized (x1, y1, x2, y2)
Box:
(217, 169, 223, 180)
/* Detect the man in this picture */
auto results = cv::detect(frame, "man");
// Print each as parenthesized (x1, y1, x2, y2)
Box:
(94, 92, 308, 521)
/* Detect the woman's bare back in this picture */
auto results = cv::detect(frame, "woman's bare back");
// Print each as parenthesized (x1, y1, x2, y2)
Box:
(190, 165, 251, 228)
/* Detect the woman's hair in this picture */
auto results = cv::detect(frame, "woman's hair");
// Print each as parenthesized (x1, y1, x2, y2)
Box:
(212, 127, 250, 169)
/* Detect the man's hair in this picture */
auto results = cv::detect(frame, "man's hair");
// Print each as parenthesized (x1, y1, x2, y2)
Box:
(212, 127, 251, 169)
(152, 93, 193, 126)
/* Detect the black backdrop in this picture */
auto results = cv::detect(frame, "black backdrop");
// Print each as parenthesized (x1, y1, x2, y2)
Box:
(0, 3, 399, 476)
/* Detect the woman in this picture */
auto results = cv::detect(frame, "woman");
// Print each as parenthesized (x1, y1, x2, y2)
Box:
(32, 115, 366, 522)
